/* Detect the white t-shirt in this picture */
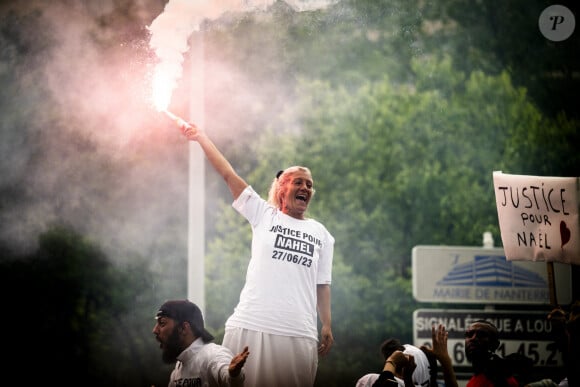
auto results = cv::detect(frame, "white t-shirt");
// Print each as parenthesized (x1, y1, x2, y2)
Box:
(169, 338, 244, 387)
(355, 344, 432, 387)
(225, 186, 334, 340)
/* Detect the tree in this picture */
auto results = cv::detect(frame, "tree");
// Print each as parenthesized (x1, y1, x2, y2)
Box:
(0, 225, 166, 386)
(420, 0, 580, 120)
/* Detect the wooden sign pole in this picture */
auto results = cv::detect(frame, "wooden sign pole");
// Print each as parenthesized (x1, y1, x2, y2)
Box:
(547, 261, 558, 307)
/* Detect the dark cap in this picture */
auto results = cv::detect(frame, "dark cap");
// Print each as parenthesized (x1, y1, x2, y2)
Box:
(380, 338, 404, 359)
(156, 300, 214, 343)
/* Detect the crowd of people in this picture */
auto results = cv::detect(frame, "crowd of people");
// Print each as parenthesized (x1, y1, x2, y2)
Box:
(355, 311, 579, 387)
(355, 338, 437, 387)
(150, 119, 579, 387)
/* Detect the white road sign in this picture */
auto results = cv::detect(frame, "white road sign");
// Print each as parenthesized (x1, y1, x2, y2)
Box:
(412, 245, 571, 304)
(413, 309, 563, 376)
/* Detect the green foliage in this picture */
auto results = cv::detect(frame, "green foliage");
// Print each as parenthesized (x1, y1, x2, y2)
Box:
(504, 110, 579, 177)
(421, 0, 580, 119)
(205, 200, 252, 337)
(0, 225, 165, 386)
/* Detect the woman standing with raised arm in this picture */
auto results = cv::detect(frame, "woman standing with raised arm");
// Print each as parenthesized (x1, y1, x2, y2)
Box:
(177, 122, 335, 387)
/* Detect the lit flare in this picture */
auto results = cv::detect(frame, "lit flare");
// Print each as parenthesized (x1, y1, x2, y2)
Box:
(162, 110, 197, 137)
(151, 65, 175, 112)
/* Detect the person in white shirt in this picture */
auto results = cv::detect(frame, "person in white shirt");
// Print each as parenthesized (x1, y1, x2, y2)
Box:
(177, 122, 335, 387)
(152, 299, 250, 387)
(356, 339, 435, 387)
(357, 325, 458, 387)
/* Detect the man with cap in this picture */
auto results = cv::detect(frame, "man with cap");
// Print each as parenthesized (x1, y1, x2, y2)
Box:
(153, 299, 250, 387)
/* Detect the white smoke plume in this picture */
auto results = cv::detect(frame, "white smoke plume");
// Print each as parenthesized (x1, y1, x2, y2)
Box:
(148, 0, 338, 110)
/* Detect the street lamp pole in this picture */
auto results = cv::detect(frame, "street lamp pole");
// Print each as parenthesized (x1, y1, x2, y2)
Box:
(188, 31, 205, 313)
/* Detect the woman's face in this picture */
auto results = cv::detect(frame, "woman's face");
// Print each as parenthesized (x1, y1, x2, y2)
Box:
(280, 169, 313, 219)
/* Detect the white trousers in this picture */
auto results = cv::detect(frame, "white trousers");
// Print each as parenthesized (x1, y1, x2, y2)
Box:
(222, 327, 318, 387)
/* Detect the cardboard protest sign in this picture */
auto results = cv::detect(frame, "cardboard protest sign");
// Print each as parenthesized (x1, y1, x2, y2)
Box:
(493, 171, 579, 265)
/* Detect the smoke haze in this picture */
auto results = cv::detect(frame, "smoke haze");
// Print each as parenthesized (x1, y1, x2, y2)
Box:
(0, 0, 339, 270)
(1, 1, 190, 267)
(148, 0, 337, 111)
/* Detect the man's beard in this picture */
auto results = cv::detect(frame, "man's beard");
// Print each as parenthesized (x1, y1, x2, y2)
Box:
(161, 326, 183, 364)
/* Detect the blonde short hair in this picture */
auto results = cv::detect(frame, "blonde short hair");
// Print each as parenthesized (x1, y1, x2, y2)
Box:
(267, 166, 315, 209)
